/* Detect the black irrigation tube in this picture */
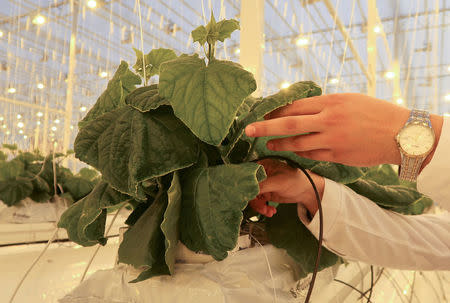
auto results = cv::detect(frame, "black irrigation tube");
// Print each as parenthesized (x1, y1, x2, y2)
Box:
(253, 155, 323, 303)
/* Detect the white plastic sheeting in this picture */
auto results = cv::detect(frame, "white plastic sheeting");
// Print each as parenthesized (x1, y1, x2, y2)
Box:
(60, 244, 336, 303)
(0, 197, 67, 224)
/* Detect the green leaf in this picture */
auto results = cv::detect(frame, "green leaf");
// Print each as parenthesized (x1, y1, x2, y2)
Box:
(2, 143, 17, 151)
(118, 192, 170, 282)
(390, 196, 433, 215)
(0, 150, 7, 161)
(216, 19, 240, 42)
(222, 81, 321, 158)
(74, 106, 199, 199)
(310, 162, 366, 184)
(29, 190, 52, 203)
(77, 167, 99, 181)
(266, 204, 339, 278)
(125, 201, 151, 226)
(179, 163, 262, 260)
(79, 61, 141, 128)
(15, 152, 44, 167)
(161, 172, 182, 274)
(159, 55, 256, 145)
(133, 48, 177, 80)
(125, 85, 169, 112)
(58, 180, 131, 246)
(0, 160, 24, 180)
(191, 25, 207, 45)
(62, 176, 96, 201)
(363, 164, 400, 186)
(346, 179, 425, 208)
(0, 178, 33, 206)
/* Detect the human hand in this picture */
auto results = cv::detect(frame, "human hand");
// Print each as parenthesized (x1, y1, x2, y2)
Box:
(249, 159, 324, 217)
(245, 93, 442, 167)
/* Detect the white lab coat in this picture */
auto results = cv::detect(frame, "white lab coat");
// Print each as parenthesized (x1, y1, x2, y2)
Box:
(298, 118, 450, 270)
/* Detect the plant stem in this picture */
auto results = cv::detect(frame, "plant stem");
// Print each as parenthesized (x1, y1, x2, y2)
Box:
(244, 137, 259, 162)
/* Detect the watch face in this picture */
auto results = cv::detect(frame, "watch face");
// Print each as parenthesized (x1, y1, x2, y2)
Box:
(398, 123, 435, 156)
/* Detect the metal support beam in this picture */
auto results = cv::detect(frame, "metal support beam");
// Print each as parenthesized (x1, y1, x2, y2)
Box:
(322, 0, 372, 84)
(240, 0, 264, 96)
(367, 0, 377, 96)
(62, 0, 79, 155)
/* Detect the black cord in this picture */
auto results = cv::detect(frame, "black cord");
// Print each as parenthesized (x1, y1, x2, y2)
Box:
(367, 265, 374, 303)
(252, 155, 323, 303)
(333, 279, 374, 303)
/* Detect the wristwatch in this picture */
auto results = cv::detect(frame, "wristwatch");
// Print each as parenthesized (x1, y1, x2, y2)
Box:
(395, 109, 435, 182)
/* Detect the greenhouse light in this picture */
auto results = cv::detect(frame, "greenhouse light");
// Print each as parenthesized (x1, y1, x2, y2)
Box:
(87, 0, 97, 9)
(23, 135, 28, 139)
(36, 111, 43, 117)
(54, 119, 60, 124)
(373, 25, 381, 34)
(19, 129, 23, 134)
(17, 122, 24, 128)
(0, 116, 3, 121)
(37, 83, 45, 89)
(17, 114, 22, 119)
(295, 37, 309, 47)
(444, 113, 450, 117)
(2, 125, 6, 129)
(8, 87, 16, 94)
(329, 78, 339, 85)
(445, 94, 450, 102)
(0, 31, 3, 38)
(384, 71, 396, 79)
(32, 15, 46, 25)
(36, 121, 41, 125)
(6, 130, 10, 135)
(51, 126, 57, 131)
(80, 106, 87, 112)
(396, 98, 404, 105)
(99, 71, 108, 78)
(70, 125, 74, 130)
(234, 48, 240, 54)
(280, 81, 290, 89)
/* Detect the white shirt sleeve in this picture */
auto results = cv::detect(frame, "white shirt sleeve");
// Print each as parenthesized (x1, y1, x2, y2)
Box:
(417, 117, 450, 210)
(298, 178, 450, 270)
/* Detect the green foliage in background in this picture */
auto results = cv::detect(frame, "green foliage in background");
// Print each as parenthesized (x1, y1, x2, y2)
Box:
(0, 147, 99, 206)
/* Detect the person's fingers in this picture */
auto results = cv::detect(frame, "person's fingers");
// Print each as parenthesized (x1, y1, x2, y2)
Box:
(245, 115, 323, 137)
(267, 133, 326, 152)
(265, 96, 326, 119)
(258, 174, 293, 194)
(295, 149, 335, 162)
(249, 197, 277, 217)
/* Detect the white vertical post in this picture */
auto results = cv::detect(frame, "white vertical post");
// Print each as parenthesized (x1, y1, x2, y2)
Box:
(63, 0, 80, 156)
(367, 0, 377, 97)
(240, 0, 264, 97)
(43, 103, 49, 154)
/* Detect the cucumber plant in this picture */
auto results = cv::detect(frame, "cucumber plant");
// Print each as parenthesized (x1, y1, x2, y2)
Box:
(58, 13, 432, 283)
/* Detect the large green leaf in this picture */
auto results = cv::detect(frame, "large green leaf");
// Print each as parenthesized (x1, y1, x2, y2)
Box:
(0, 160, 24, 180)
(191, 13, 239, 45)
(221, 81, 321, 158)
(125, 84, 169, 112)
(390, 196, 433, 215)
(346, 179, 425, 208)
(74, 106, 199, 199)
(159, 55, 256, 145)
(79, 61, 141, 128)
(62, 176, 95, 201)
(266, 204, 339, 278)
(133, 48, 177, 80)
(58, 180, 131, 246)
(77, 167, 99, 181)
(118, 192, 170, 282)
(179, 162, 263, 260)
(0, 178, 33, 206)
(160, 172, 182, 274)
(363, 164, 400, 186)
(310, 162, 366, 184)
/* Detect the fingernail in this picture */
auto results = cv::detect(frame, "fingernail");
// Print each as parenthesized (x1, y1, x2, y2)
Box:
(266, 141, 275, 150)
(245, 125, 255, 137)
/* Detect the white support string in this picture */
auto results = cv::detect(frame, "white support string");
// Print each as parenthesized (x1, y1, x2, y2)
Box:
(80, 203, 127, 283)
(322, 0, 341, 94)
